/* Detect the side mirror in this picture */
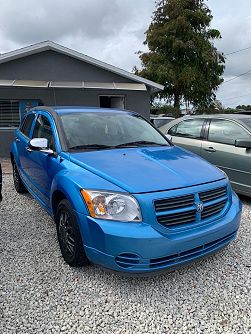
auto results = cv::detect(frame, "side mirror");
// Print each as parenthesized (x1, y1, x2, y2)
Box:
(28, 138, 54, 155)
(165, 134, 172, 142)
(235, 139, 251, 149)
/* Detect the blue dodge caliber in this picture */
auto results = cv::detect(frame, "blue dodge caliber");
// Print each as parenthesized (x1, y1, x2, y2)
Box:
(11, 107, 242, 273)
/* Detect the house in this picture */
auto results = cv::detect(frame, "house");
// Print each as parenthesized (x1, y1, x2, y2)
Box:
(0, 41, 163, 157)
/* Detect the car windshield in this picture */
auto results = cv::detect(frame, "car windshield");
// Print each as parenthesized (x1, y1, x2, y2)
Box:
(240, 118, 251, 130)
(60, 112, 169, 150)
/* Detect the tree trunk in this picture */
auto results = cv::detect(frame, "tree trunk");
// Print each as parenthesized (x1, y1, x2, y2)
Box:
(174, 92, 180, 117)
(174, 93, 180, 109)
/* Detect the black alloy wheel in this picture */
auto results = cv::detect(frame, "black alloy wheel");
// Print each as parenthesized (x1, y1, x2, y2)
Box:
(56, 199, 88, 267)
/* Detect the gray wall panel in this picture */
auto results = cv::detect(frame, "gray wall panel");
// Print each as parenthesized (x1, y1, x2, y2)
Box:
(0, 50, 152, 157)
(0, 51, 136, 83)
(0, 87, 151, 157)
(0, 87, 150, 116)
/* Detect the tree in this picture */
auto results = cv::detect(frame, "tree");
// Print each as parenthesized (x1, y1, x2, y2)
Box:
(135, 0, 225, 110)
(236, 105, 251, 111)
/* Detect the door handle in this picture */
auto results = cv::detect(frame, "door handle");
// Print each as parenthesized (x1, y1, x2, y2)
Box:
(204, 147, 216, 153)
(15, 137, 20, 143)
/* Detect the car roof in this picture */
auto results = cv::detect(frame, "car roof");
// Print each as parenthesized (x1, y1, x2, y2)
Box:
(159, 113, 251, 133)
(150, 116, 174, 119)
(49, 106, 135, 115)
(29, 106, 140, 118)
(181, 113, 251, 120)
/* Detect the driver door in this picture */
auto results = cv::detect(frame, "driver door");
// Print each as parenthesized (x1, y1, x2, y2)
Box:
(27, 113, 59, 206)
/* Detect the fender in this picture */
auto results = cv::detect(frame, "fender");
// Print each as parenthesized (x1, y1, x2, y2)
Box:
(50, 164, 126, 215)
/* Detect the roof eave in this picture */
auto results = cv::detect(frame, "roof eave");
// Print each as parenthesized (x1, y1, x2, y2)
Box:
(0, 41, 164, 91)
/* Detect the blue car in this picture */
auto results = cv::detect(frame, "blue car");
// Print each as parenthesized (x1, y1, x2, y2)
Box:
(11, 107, 242, 273)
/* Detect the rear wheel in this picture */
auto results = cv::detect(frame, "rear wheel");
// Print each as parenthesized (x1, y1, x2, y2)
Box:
(56, 199, 88, 267)
(12, 160, 27, 194)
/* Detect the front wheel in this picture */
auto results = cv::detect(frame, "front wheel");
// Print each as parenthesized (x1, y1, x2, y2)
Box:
(56, 199, 89, 267)
(12, 160, 27, 194)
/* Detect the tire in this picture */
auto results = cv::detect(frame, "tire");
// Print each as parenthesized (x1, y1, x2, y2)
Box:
(12, 160, 27, 194)
(56, 199, 89, 267)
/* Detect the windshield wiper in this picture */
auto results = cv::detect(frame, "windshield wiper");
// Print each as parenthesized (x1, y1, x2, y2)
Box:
(69, 144, 113, 150)
(69, 141, 168, 151)
(114, 141, 168, 148)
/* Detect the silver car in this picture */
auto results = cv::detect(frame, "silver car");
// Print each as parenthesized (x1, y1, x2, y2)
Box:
(150, 116, 175, 128)
(160, 114, 251, 197)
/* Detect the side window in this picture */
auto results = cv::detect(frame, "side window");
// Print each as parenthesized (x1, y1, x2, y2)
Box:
(169, 119, 205, 139)
(20, 114, 35, 138)
(208, 119, 250, 145)
(32, 115, 56, 151)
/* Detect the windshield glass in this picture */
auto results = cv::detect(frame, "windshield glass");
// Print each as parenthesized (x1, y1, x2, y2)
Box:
(241, 118, 251, 130)
(60, 112, 169, 150)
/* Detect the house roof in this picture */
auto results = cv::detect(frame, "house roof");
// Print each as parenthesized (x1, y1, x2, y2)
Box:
(0, 41, 164, 92)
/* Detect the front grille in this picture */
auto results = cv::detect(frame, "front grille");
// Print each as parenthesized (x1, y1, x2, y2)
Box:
(155, 194, 194, 211)
(201, 200, 226, 220)
(199, 186, 227, 202)
(149, 231, 236, 268)
(157, 209, 196, 226)
(154, 185, 229, 230)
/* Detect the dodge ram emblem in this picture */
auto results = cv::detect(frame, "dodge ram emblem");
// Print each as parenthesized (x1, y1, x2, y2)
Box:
(196, 202, 204, 213)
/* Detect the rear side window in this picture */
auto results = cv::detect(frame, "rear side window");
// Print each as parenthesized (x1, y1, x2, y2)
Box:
(20, 114, 35, 138)
(208, 119, 250, 145)
(169, 119, 205, 139)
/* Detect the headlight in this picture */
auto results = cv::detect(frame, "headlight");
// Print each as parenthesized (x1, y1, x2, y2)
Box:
(80, 189, 142, 222)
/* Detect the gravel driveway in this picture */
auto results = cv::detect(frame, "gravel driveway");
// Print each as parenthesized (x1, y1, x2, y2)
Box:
(0, 175, 250, 334)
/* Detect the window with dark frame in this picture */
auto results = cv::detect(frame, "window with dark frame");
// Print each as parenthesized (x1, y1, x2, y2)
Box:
(0, 100, 20, 128)
(169, 119, 205, 139)
(32, 115, 56, 151)
(99, 96, 125, 109)
(208, 119, 251, 145)
(20, 114, 35, 138)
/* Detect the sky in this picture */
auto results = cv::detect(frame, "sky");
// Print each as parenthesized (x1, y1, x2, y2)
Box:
(0, 0, 250, 108)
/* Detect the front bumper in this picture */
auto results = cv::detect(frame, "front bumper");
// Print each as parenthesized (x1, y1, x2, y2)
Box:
(77, 190, 242, 273)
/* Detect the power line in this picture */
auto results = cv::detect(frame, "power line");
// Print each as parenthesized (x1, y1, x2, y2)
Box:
(223, 68, 251, 84)
(225, 46, 251, 56)
(221, 46, 251, 84)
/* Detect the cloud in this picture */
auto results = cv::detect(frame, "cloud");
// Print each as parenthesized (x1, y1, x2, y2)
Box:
(0, 1, 128, 42)
(207, 0, 251, 106)
(0, 0, 155, 71)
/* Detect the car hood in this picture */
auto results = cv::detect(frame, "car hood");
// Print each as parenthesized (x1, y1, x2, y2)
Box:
(69, 146, 224, 193)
